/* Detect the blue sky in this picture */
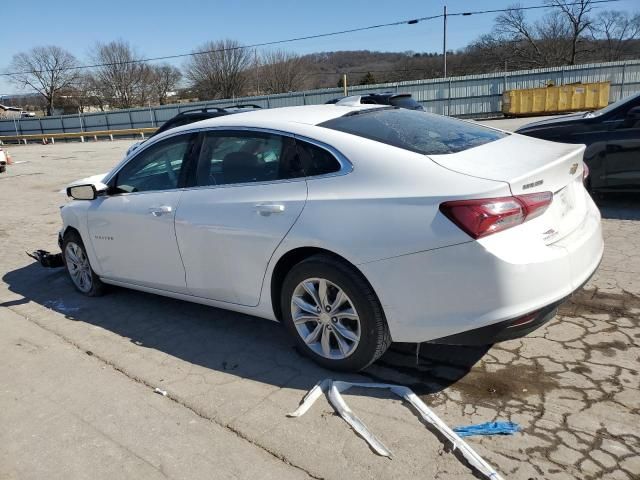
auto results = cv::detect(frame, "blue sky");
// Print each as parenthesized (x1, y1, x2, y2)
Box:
(1, 0, 637, 95)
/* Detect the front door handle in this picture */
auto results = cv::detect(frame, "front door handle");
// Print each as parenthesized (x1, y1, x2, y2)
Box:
(149, 205, 172, 217)
(255, 203, 285, 216)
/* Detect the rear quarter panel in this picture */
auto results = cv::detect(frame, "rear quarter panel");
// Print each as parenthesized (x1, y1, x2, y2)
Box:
(274, 127, 512, 265)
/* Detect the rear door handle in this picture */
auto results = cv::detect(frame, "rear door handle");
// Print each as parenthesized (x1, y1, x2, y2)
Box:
(255, 203, 285, 216)
(149, 205, 172, 217)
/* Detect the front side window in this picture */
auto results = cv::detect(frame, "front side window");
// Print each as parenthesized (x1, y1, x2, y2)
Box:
(320, 108, 506, 155)
(195, 131, 302, 186)
(113, 134, 192, 193)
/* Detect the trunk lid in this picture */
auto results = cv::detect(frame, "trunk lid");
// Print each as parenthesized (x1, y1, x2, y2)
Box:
(429, 134, 588, 244)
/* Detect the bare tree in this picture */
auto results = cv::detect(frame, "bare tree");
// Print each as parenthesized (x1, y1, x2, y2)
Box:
(184, 39, 251, 99)
(259, 49, 308, 94)
(149, 64, 182, 104)
(8, 46, 80, 116)
(82, 73, 111, 111)
(591, 10, 640, 61)
(90, 40, 150, 109)
(495, 7, 548, 67)
(487, 1, 594, 68)
(548, 0, 594, 64)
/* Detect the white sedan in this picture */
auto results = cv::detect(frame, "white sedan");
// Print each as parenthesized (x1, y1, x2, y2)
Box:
(60, 104, 603, 371)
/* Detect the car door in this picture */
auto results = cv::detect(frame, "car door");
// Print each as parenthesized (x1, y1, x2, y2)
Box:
(600, 101, 640, 190)
(175, 129, 307, 306)
(87, 132, 196, 293)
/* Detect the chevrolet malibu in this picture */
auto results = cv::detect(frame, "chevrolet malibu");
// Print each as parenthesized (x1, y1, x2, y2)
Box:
(60, 104, 603, 371)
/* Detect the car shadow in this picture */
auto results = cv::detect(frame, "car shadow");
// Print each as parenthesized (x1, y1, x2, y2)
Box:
(2, 262, 489, 398)
(594, 192, 640, 221)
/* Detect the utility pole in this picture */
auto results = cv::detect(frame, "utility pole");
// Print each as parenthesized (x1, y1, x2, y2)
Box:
(254, 49, 260, 96)
(443, 5, 447, 78)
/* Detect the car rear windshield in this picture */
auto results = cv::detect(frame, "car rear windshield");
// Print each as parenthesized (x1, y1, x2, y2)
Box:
(319, 108, 506, 155)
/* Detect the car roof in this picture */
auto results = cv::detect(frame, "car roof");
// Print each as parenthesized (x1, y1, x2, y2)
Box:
(158, 104, 387, 139)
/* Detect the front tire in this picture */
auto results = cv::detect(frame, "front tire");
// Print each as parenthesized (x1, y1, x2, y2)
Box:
(281, 254, 391, 371)
(62, 231, 105, 297)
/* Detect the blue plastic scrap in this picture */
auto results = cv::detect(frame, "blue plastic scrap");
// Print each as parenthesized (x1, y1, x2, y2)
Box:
(453, 421, 520, 438)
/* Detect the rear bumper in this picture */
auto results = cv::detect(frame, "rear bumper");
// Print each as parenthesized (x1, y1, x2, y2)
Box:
(430, 245, 601, 346)
(359, 193, 604, 343)
(429, 300, 561, 345)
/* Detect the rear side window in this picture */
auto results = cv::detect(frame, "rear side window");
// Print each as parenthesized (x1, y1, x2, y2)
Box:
(195, 131, 302, 186)
(319, 108, 506, 155)
(296, 140, 341, 177)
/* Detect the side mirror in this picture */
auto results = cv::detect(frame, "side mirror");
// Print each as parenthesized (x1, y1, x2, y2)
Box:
(66, 182, 107, 200)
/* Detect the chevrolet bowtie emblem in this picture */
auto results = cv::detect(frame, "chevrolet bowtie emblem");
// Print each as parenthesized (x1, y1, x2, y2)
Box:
(569, 163, 579, 175)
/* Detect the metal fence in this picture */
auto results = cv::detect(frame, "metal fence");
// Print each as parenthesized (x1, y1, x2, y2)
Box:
(2, 59, 639, 137)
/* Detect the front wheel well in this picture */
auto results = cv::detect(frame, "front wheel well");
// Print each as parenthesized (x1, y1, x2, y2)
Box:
(62, 226, 80, 239)
(270, 247, 374, 321)
(61, 226, 82, 248)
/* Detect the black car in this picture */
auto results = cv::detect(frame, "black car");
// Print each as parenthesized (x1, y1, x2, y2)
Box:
(125, 105, 262, 157)
(326, 93, 424, 111)
(152, 104, 262, 137)
(516, 92, 640, 192)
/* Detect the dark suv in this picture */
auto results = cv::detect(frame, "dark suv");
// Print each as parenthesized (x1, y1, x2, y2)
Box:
(126, 105, 262, 157)
(152, 104, 262, 137)
(326, 93, 424, 111)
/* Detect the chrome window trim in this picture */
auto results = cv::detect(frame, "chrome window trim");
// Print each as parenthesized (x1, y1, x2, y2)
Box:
(182, 126, 353, 193)
(181, 178, 307, 193)
(103, 125, 353, 195)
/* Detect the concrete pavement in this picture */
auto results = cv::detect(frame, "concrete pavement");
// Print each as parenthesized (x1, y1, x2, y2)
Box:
(0, 307, 311, 480)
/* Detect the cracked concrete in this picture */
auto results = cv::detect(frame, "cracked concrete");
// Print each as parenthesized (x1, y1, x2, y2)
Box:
(0, 137, 638, 479)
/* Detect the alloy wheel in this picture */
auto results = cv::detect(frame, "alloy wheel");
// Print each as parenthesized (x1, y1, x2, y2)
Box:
(290, 277, 361, 359)
(65, 242, 93, 293)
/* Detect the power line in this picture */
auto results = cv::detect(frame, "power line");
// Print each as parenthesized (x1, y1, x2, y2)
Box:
(0, 14, 441, 78)
(448, 0, 615, 17)
(0, 0, 620, 78)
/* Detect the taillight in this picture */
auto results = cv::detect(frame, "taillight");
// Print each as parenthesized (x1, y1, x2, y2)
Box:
(518, 191, 553, 221)
(440, 192, 553, 239)
(582, 163, 589, 183)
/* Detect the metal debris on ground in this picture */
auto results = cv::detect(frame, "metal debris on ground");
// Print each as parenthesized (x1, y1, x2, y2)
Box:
(454, 421, 520, 438)
(154, 388, 168, 397)
(27, 250, 64, 268)
(289, 379, 504, 480)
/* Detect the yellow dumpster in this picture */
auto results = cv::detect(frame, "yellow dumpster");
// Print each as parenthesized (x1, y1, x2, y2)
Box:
(502, 81, 610, 116)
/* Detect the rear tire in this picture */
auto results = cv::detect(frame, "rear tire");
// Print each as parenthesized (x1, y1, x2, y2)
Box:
(62, 231, 105, 297)
(281, 254, 391, 371)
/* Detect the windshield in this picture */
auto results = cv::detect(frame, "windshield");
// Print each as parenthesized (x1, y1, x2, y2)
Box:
(585, 92, 640, 118)
(319, 108, 506, 155)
